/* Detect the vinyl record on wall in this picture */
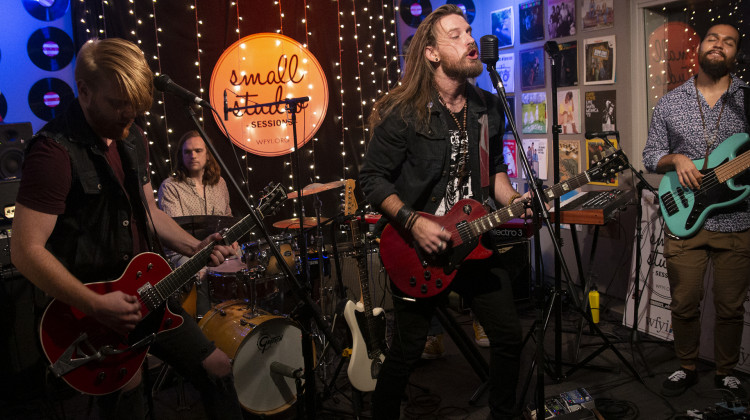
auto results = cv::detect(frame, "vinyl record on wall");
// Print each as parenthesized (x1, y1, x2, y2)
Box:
(400, 0, 432, 28)
(0, 94, 7, 122)
(23, 0, 70, 22)
(27, 27, 75, 71)
(28, 78, 74, 121)
(447, 0, 476, 23)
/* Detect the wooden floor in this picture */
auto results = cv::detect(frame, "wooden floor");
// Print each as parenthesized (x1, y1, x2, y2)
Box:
(1, 292, 748, 420)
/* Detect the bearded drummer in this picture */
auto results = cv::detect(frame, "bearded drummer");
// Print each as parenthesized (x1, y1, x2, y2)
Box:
(158, 129, 234, 317)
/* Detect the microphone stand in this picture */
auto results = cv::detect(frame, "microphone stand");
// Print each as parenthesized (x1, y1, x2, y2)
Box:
(484, 59, 563, 416)
(587, 131, 660, 376)
(198, 96, 342, 419)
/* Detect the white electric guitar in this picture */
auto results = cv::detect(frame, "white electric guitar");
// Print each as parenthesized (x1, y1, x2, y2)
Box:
(342, 180, 386, 392)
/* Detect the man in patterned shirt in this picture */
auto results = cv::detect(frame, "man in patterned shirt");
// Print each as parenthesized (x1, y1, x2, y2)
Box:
(643, 23, 750, 398)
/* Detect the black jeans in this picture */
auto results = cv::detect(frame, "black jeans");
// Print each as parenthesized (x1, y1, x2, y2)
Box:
(372, 258, 522, 419)
(98, 302, 243, 420)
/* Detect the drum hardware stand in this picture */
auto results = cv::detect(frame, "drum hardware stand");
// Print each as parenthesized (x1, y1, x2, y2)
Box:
(482, 37, 643, 415)
(178, 96, 345, 419)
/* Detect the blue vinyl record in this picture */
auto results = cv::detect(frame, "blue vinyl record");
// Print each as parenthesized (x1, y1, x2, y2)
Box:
(28, 78, 74, 121)
(28, 27, 75, 71)
(447, 0, 476, 23)
(23, 0, 70, 22)
(0, 93, 7, 122)
(400, 0, 432, 28)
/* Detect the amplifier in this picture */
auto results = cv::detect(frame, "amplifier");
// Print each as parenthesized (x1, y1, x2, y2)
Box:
(328, 248, 392, 311)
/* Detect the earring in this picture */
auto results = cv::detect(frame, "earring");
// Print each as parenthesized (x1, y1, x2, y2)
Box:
(435, 57, 440, 62)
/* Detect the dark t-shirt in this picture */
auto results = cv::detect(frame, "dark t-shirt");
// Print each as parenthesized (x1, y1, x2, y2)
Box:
(17, 137, 150, 254)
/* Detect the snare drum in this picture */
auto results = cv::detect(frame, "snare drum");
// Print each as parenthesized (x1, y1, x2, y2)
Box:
(198, 300, 304, 415)
(244, 234, 297, 275)
(206, 257, 250, 303)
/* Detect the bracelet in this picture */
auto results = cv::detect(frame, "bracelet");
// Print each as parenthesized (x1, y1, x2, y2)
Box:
(395, 205, 414, 229)
(507, 193, 522, 206)
(405, 212, 420, 230)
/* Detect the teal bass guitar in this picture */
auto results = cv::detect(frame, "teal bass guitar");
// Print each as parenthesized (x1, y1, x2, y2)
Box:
(658, 132, 750, 239)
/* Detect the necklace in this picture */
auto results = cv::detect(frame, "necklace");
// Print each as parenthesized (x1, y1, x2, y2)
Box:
(437, 93, 468, 132)
(694, 77, 727, 170)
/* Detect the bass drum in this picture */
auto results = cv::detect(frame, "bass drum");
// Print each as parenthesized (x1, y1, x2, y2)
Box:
(198, 300, 304, 415)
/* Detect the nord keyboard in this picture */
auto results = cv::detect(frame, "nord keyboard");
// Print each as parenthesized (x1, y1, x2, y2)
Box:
(551, 189, 634, 225)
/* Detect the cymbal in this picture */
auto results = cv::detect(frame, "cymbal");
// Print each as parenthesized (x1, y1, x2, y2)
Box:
(273, 217, 330, 229)
(287, 180, 345, 199)
(173, 215, 238, 237)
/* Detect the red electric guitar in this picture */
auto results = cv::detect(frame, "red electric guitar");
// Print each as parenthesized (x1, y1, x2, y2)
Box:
(38, 184, 286, 395)
(380, 150, 628, 298)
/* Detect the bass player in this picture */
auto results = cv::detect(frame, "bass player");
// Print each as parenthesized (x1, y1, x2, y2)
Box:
(643, 22, 750, 398)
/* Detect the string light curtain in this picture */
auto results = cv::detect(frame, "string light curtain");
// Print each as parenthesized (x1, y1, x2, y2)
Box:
(70, 0, 400, 221)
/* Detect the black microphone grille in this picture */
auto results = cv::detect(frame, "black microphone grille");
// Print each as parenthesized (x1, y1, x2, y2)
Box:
(153, 74, 172, 91)
(479, 35, 498, 65)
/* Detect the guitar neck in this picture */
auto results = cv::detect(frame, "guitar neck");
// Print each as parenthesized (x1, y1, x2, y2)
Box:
(152, 213, 256, 308)
(468, 169, 592, 237)
(715, 149, 750, 183)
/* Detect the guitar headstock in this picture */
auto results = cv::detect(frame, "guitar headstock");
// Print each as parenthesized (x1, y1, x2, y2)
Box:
(257, 183, 287, 217)
(588, 149, 629, 182)
(343, 179, 358, 217)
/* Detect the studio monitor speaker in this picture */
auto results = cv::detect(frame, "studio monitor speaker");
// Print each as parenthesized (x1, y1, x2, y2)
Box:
(0, 122, 33, 179)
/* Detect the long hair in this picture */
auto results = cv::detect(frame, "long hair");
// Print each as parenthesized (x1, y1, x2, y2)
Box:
(172, 131, 222, 185)
(368, 4, 465, 131)
(75, 38, 153, 115)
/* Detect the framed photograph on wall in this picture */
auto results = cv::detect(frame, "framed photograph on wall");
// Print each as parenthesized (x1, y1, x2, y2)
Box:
(503, 137, 518, 178)
(558, 139, 581, 182)
(521, 92, 547, 134)
(520, 48, 545, 90)
(519, 0, 544, 44)
(521, 138, 548, 180)
(557, 41, 578, 87)
(582, 0, 614, 31)
(584, 35, 616, 85)
(584, 89, 616, 133)
(492, 7, 515, 49)
(557, 89, 581, 134)
(547, 0, 576, 39)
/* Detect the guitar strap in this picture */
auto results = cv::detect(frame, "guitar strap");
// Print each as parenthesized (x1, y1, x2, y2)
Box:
(743, 85, 750, 126)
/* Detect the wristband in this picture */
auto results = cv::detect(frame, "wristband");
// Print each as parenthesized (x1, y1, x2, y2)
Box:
(395, 205, 414, 229)
(507, 193, 522, 206)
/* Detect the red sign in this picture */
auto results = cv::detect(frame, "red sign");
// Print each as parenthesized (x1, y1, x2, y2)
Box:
(210, 33, 329, 157)
(648, 21, 699, 94)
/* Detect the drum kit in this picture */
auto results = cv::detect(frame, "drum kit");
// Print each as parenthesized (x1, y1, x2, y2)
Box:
(170, 179, 374, 416)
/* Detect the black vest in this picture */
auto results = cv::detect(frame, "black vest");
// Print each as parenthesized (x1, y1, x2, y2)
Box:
(29, 100, 152, 283)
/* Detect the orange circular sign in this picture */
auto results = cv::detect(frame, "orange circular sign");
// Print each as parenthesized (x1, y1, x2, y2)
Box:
(210, 33, 329, 157)
(648, 22, 699, 93)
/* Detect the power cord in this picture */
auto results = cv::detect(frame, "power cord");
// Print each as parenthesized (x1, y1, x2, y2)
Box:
(594, 397, 639, 419)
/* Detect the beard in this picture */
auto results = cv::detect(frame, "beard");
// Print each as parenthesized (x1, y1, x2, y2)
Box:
(698, 48, 734, 79)
(441, 52, 484, 80)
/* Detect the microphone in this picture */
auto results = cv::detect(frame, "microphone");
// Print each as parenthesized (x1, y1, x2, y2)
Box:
(270, 361, 303, 379)
(153, 74, 212, 108)
(224, 90, 229, 121)
(479, 35, 499, 65)
(585, 131, 618, 139)
(544, 40, 560, 57)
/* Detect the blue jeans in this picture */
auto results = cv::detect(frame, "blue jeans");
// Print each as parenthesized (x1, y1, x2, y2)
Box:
(372, 257, 522, 419)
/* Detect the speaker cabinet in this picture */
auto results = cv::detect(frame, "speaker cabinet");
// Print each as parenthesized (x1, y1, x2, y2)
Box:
(0, 122, 32, 179)
(328, 249, 392, 311)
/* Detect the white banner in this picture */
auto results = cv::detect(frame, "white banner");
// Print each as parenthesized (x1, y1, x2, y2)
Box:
(623, 190, 750, 373)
